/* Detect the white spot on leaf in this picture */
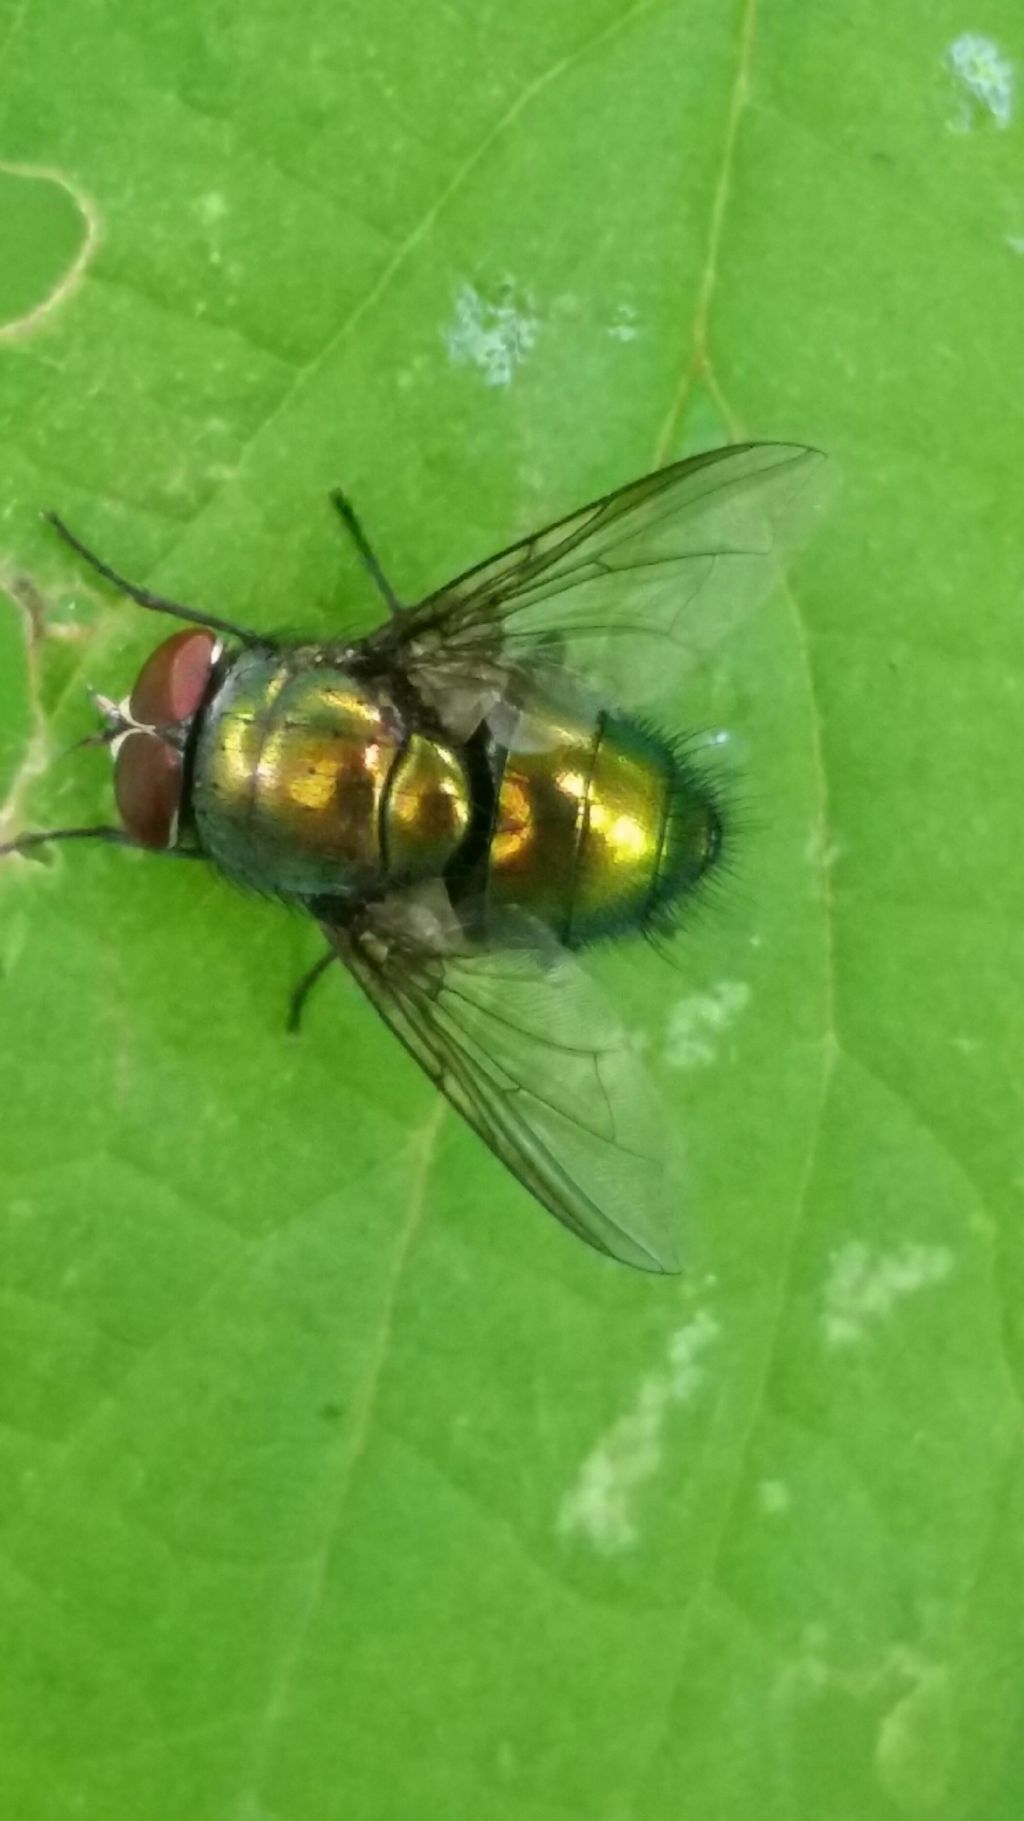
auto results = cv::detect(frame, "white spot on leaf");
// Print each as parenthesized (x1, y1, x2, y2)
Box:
(664, 980, 750, 1070)
(558, 1311, 719, 1555)
(822, 1241, 954, 1349)
(443, 281, 538, 387)
(947, 33, 1015, 130)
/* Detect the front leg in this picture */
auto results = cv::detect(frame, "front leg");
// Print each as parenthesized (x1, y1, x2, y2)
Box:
(0, 825, 208, 860)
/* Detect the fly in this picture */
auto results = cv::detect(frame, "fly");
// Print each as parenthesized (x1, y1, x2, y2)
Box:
(1, 443, 827, 1272)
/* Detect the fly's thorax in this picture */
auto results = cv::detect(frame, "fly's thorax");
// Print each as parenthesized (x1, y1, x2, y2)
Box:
(191, 648, 470, 900)
(483, 681, 721, 947)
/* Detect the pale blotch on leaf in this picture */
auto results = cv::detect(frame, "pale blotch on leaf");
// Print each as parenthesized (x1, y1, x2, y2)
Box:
(757, 1478, 791, 1517)
(197, 190, 229, 223)
(778, 1632, 950, 1803)
(822, 1240, 954, 1349)
(946, 33, 1015, 131)
(442, 280, 539, 387)
(664, 980, 750, 1070)
(557, 1310, 719, 1555)
(876, 1654, 955, 1813)
(804, 822, 842, 872)
(607, 303, 640, 343)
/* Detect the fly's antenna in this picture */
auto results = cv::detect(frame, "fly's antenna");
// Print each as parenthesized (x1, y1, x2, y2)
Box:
(54, 686, 124, 761)
(58, 728, 116, 759)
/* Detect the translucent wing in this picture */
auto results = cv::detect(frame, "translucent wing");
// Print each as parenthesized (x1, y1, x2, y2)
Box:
(361, 442, 828, 703)
(326, 915, 682, 1273)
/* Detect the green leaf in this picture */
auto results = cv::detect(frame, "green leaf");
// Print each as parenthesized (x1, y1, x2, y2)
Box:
(2, 2, 1023, 1817)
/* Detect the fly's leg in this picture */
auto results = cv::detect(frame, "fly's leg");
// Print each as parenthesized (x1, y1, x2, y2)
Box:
(44, 513, 259, 644)
(329, 490, 404, 618)
(0, 826, 208, 859)
(287, 946, 337, 1034)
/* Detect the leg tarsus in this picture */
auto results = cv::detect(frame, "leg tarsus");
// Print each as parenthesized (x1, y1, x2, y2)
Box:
(329, 489, 404, 619)
(287, 947, 337, 1035)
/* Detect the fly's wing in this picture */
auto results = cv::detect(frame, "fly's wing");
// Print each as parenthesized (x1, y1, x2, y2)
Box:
(326, 917, 682, 1273)
(360, 442, 828, 704)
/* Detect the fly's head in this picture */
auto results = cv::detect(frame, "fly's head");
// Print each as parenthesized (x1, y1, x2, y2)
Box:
(91, 629, 224, 850)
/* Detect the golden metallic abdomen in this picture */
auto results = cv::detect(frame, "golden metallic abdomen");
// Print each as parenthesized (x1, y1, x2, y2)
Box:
(485, 685, 717, 946)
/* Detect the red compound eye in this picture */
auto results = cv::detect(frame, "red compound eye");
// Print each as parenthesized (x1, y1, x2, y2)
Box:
(114, 731, 183, 849)
(129, 628, 217, 728)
